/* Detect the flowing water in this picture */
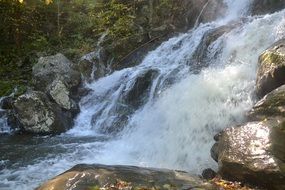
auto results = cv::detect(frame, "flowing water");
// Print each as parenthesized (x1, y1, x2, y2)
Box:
(1, 1, 285, 189)
(0, 98, 10, 134)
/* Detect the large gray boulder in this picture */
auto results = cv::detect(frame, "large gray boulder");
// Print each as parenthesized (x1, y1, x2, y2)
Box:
(251, 0, 285, 15)
(256, 39, 285, 98)
(29, 54, 81, 134)
(36, 164, 217, 190)
(32, 53, 81, 92)
(12, 91, 73, 134)
(213, 120, 285, 190)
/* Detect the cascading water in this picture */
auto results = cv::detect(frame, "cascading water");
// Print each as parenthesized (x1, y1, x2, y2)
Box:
(1, 1, 285, 189)
(0, 98, 10, 134)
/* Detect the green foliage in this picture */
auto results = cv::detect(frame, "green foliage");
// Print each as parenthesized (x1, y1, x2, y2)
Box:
(0, 0, 183, 96)
(95, 1, 135, 38)
(0, 81, 27, 97)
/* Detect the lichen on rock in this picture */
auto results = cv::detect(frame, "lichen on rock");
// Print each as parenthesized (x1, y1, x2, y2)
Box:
(12, 91, 73, 134)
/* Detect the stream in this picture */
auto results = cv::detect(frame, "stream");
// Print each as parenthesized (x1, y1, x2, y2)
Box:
(1, 0, 285, 189)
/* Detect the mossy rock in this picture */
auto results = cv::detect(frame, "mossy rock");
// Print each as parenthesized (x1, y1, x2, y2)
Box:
(256, 39, 285, 98)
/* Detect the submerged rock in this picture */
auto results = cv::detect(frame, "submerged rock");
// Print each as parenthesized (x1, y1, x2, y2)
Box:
(36, 164, 216, 190)
(125, 69, 159, 109)
(32, 53, 81, 92)
(12, 91, 73, 134)
(213, 121, 285, 190)
(256, 39, 285, 98)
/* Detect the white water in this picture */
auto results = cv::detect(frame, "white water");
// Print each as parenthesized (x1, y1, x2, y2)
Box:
(1, 1, 285, 189)
(0, 97, 10, 134)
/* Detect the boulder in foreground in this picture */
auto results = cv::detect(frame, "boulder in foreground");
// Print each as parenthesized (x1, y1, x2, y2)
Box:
(36, 164, 217, 190)
(213, 121, 285, 190)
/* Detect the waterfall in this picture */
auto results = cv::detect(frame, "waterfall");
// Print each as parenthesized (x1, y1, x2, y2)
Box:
(0, 98, 10, 134)
(1, 1, 285, 189)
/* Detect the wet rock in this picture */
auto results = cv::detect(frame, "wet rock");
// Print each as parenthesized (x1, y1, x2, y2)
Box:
(47, 79, 78, 113)
(251, 0, 285, 15)
(32, 53, 81, 92)
(0, 96, 13, 110)
(202, 168, 216, 180)
(214, 121, 285, 190)
(211, 143, 219, 163)
(248, 84, 285, 121)
(78, 51, 107, 81)
(256, 39, 285, 98)
(125, 69, 159, 109)
(12, 91, 73, 134)
(191, 23, 239, 70)
(36, 164, 217, 190)
(213, 131, 222, 141)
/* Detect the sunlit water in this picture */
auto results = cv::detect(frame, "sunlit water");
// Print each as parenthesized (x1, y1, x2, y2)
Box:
(1, 1, 285, 189)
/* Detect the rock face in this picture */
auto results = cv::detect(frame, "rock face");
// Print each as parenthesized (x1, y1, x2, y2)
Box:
(32, 53, 81, 92)
(248, 84, 285, 121)
(212, 84, 285, 189)
(78, 51, 107, 81)
(12, 91, 73, 134)
(256, 39, 285, 98)
(36, 164, 216, 190)
(213, 121, 285, 190)
(125, 69, 159, 109)
(8, 53, 82, 134)
(251, 0, 285, 15)
(191, 23, 240, 71)
(47, 79, 78, 112)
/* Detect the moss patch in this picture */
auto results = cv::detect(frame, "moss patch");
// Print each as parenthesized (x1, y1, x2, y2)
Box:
(261, 51, 285, 66)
